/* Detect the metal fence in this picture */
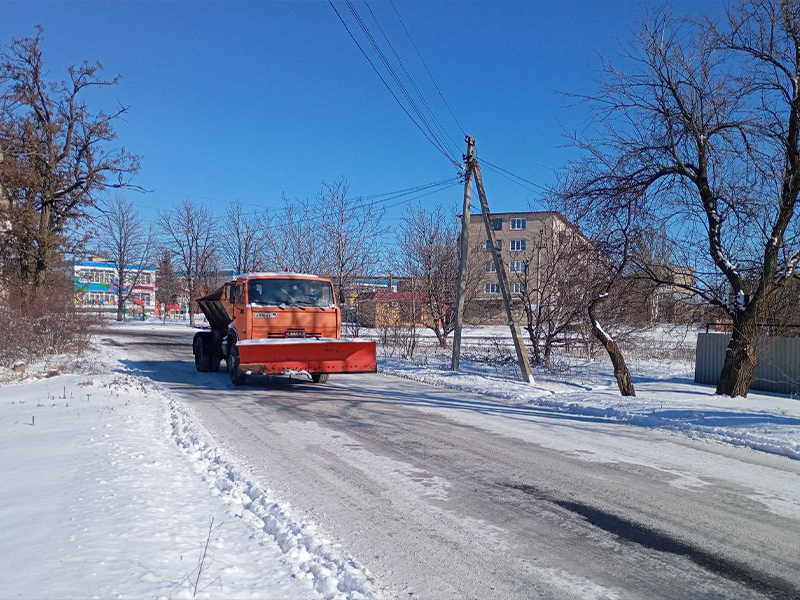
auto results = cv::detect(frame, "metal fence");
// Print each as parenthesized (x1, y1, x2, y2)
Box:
(695, 332, 800, 395)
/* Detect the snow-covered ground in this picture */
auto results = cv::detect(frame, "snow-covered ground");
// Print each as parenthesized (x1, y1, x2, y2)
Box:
(381, 353, 800, 461)
(2, 320, 799, 598)
(0, 340, 378, 599)
(72, 318, 800, 462)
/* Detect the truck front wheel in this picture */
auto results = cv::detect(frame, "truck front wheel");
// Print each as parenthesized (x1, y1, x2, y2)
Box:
(311, 373, 329, 384)
(227, 346, 247, 385)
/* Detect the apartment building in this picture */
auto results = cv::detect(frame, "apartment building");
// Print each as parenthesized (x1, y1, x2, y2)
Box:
(465, 210, 583, 324)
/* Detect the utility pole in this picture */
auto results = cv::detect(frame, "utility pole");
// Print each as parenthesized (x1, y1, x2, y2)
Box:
(451, 136, 475, 371)
(472, 157, 534, 383)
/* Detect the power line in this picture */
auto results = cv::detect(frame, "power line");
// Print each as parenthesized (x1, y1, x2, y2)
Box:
(234, 176, 460, 220)
(389, 0, 467, 137)
(362, 1, 461, 159)
(344, 0, 457, 164)
(149, 188, 282, 211)
(109, 180, 460, 232)
(477, 156, 549, 194)
(480, 161, 540, 195)
(479, 140, 555, 171)
(327, 0, 461, 170)
(130, 177, 456, 216)
(234, 179, 459, 229)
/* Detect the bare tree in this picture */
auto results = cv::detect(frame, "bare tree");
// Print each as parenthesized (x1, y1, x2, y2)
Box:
(219, 201, 267, 274)
(395, 204, 459, 347)
(155, 250, 180, 322)
(318, 180, 387, 306)
(95, 196, 154, 321)
(0, 28, 139, 286)
(559, 1, 800, 397)
(586, 224, 637, 397)
(159, 200, 217, 327)
(508, 223, 594, 365)
(264, 193, 329, 274)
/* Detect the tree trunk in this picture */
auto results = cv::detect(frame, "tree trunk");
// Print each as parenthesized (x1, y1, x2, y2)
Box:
(716, 312, 758, 397)
(603, 339, 635, 396)
(588, 295, 635, 397)
(525, 325, 543, 364)
(117, 301, 124, 321)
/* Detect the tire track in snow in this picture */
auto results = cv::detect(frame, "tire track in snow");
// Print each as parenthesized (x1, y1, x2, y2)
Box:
(167, 396, 381, 600)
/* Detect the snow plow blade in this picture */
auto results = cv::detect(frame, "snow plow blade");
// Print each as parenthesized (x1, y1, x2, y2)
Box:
(236, 338, 377, 375)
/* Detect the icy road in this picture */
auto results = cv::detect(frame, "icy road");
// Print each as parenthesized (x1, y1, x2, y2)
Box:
(113, 326, 800, 600)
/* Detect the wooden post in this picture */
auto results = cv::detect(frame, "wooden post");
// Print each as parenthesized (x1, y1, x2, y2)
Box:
(472, 158, 534, 383)
(451, 136, 475, 371)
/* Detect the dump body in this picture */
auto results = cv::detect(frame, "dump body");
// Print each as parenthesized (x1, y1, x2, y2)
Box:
(193, 273, 376, 383)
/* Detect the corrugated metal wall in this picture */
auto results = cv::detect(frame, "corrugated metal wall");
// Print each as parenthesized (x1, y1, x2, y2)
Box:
(695, 333, 800, 395)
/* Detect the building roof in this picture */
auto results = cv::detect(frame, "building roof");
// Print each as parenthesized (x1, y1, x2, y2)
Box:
(466, 210, 572, 223)
(359, 291, 431, 302)
(75, 261, 156, 271)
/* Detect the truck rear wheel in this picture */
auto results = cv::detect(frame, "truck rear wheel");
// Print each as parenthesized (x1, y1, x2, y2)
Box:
(227, 346, 247, 385)
(194, 339, 211, 372)
(311, 373, 329, 384)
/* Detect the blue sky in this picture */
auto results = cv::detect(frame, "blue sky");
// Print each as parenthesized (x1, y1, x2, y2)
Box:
(2, 1, 721, 231)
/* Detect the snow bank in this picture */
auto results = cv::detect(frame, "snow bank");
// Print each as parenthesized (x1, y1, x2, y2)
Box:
(380, 356, 800, 461)
(0, 346, 380, 599)
(168, 395, 380, 600)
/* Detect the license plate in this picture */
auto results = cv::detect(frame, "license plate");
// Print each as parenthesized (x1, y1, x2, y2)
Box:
(285, 330, 306, 338)
(254, 312, 277, 319)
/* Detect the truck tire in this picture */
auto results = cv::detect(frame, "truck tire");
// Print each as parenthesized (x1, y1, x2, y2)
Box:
(194, 338, 210, 372)
(311, 373, 329, 384)
(227, 345, 247, 385)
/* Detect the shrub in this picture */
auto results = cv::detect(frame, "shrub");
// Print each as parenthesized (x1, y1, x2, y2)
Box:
(0, 275, 97, 367)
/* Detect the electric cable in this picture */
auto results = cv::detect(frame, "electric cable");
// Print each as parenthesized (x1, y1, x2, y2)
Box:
(389, 0, 467, 137)
(327, 0, 460, 169)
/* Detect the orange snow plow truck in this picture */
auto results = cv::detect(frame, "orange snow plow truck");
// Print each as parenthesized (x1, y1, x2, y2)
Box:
(192, 272, 376, 385)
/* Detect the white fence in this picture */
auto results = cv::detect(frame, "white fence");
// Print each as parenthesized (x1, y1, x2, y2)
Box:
(695, 332, 800, 395)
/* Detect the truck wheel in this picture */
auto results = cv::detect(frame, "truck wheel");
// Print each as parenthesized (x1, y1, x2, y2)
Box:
(194, 340, 210, 372)
(311, 373, 329, 384)
(227, 346, 247, 385)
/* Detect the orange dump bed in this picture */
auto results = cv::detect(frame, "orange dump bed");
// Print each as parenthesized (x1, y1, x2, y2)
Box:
(236, 338, 377, 375)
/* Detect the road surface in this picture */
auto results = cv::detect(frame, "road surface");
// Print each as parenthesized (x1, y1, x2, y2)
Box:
(108, 325, 800, 600)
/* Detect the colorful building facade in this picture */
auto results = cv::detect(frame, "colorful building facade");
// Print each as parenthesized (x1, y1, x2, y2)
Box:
(74, 257, 157, 314)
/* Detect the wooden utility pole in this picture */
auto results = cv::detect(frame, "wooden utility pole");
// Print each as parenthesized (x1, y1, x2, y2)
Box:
(451, 136, 475, 371)
(472, 157, 534, 383)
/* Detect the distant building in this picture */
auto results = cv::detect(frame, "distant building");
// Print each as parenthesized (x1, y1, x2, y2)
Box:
(74, 256, 157, 314)
(356, 291, 429, 328)
(464, 211, 585, 324)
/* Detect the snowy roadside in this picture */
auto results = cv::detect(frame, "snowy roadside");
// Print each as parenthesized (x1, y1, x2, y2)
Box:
(0, 342, 379, 600)
(380, 355, 800, 461)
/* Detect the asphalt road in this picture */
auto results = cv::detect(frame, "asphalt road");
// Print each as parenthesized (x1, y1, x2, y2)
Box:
(109, 326, 800, 600)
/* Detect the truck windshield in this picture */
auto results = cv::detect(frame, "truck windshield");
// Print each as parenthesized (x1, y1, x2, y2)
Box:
(247, 278, 334, 308)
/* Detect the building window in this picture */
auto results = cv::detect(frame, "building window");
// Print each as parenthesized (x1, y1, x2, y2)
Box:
(484, 283, 500, 294)
(485, 239, 502, 251)
(492, 218, 503, 231)
(510, 260, 525, 272)
(510, 239, 526, 252)
(511, 218, 527, 230)
(485, 261, 496, 273)
(510, 282, 523, 294)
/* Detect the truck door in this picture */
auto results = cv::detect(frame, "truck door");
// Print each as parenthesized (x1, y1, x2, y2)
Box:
(230, 282, 248, 339)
